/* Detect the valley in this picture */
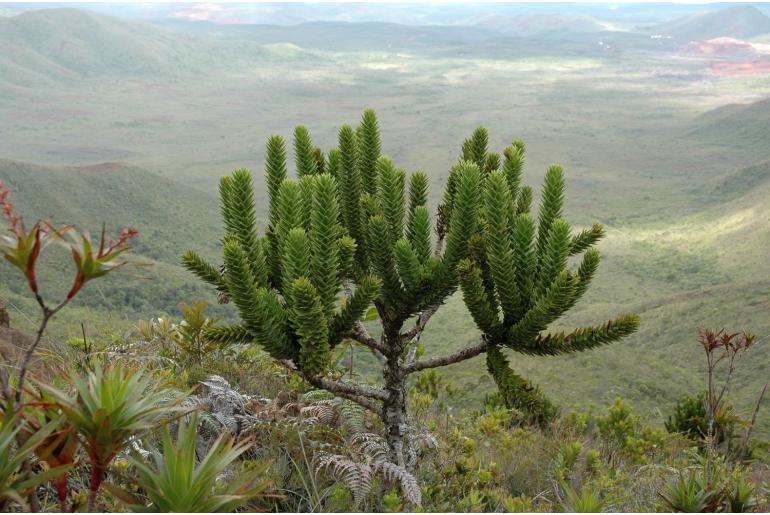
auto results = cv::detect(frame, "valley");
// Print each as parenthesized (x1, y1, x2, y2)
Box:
(1, 3, 770, 433)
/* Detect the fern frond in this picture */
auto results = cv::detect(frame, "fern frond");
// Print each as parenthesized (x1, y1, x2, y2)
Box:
(373, 461, 421, 505)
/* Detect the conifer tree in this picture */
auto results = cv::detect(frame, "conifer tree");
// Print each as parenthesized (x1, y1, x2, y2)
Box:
(183, 111, 638, 463)
(454, 133, 640, 422)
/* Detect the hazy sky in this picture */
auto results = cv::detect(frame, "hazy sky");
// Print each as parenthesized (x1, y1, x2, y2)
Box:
(3, 2, 769, 26)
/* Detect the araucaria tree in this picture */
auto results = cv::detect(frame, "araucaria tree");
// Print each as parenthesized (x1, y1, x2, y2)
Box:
(452, 130, 640, 422)
(184, 110, 638, 463)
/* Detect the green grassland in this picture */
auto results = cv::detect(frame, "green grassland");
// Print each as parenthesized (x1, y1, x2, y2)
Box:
(1, 8, 770, 433)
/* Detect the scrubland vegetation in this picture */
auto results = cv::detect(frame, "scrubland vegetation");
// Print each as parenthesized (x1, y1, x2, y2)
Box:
(2, 3, 770, 512)
(1, 108, 769, 512)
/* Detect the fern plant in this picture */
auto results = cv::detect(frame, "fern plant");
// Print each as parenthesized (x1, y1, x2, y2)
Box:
(314, 432, 421, 507)
(454, 131, 639, 421)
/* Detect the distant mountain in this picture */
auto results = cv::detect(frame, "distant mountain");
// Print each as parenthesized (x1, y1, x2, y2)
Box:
(652, 5, 770, 41)
(0, 8, 201, 83)
(0, 8, 305, 87)
(470, 13, 609, 36)
(688, 97, 770, 152)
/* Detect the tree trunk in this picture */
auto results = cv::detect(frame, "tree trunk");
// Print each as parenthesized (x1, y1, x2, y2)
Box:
(382, 355, 407, 466)
(381, 321, 408, 466)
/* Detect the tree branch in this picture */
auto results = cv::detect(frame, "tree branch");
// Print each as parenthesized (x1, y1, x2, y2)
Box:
(350, 321, 388, 359)
(330, 390, 383, 417)
(403, 339, 488, 374)
(401, 304, 440, 344)
(15, 297, 70, 403)
(342, 279, 388, 362)
(280, 360, 389, 402)
(304, 374, 388, 401)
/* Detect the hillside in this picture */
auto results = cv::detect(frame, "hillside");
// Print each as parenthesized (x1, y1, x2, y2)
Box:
(0, 8, 201, 84)
(653, 5, 770, 41)
(0, 8, 318, 88)
(471, 12, 607, 36)
(1, 6, 769, 432)
(0, 159, 225, 318)
(687, 97, 770, 158)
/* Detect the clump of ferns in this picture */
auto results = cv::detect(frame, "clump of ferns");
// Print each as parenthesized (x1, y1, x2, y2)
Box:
(313, 432, 422, 507)
(233, 389, 421, 507)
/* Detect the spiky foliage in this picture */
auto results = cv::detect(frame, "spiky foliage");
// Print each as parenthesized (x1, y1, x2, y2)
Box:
(357, 109, 381, 195)
(118, 413, 271, 512)
(0, 405, 72, 511)
(265, 135, 288, 229)
(456, 132, 639, 421)
(294, 125, 318, 177)
(485, 346, 556, 424)
(39, 364, 185, 510)
(184, 162, 380, 377)
(186, 112, 633, 460)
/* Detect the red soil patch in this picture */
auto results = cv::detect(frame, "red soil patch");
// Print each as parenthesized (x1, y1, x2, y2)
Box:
(710, 60, 770, 75)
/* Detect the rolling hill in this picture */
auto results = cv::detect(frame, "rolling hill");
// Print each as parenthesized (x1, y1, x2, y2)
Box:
(653, 5, 770, 41)
(0, 8, 203, 84)
(0, 159, 226, 319)
(1, 6, 769, 432)
(0, 8, 324, 88)
(687, 97, 770, 158)
(470, 12, 608, 36)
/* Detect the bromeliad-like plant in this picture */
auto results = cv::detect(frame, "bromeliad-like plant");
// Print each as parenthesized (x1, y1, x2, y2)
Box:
(0, 404, 72, 511)
(39, 364, 187, 511)
(0, 181, 139, 510)
(18, 390, 80, 512)
(113, 413, 273, 512)
(454, 130, 639, 421)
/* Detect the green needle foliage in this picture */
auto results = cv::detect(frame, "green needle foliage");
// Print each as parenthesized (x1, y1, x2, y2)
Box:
(119, 413, 272, 512)
(184, 110, 487, 463)
(184, 135, 382, 377)
(294, 125, 318, 177)
(456, 134, 639, 422)
(184, 110, 634, 460)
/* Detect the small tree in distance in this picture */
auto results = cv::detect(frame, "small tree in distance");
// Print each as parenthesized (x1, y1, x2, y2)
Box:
(184, 110, 638, 464)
